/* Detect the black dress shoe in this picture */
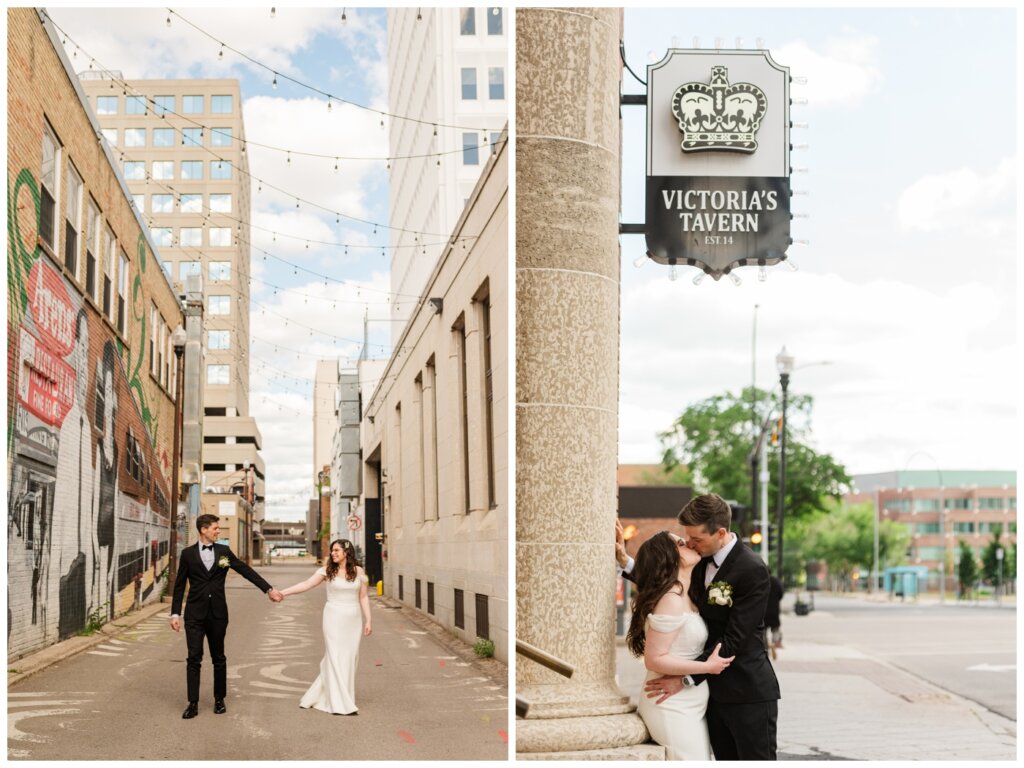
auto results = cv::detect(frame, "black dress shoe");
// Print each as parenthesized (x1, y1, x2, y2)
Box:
(214, 699, 226, 714)
(182, 702, 199, 719)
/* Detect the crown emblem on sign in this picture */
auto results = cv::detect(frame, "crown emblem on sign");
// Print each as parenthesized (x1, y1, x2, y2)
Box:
(671, 66, 768, 153)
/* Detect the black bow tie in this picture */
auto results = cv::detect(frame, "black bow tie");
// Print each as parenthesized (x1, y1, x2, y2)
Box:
(202, 545, 214, 551)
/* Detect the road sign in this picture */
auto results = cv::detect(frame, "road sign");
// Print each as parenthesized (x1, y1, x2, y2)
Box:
(347, 515, 362, 531)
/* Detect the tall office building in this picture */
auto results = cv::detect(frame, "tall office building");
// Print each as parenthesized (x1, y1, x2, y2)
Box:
(80, 76, 265, 559)
(387, 7, 508, 330)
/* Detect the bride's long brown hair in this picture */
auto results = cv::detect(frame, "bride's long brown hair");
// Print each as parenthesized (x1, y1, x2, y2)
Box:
(324, 539, 359, 582)
(626, 532, 685, 657)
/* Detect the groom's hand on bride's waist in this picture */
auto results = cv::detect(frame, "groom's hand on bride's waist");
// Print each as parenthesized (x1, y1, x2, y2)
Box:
(643, 674, 687, 705)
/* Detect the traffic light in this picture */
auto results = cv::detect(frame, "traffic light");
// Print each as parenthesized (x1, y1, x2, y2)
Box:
(750, 526, 764, 547)
(767, 523, 780, 558)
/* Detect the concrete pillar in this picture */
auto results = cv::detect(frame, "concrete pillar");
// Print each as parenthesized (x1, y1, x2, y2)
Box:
(516, 7, 661, 760)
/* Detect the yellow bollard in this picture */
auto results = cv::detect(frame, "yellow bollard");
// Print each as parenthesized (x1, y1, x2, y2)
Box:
(376, 580, 383, 596)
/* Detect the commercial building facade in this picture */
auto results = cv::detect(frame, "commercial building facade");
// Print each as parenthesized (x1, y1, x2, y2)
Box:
(361, 135, 508, 661)
(7, 9, 185, 658)
(79, 74, 265, 560)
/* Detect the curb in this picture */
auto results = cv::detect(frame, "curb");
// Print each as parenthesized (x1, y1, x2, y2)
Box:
(7, 599, 171, 688)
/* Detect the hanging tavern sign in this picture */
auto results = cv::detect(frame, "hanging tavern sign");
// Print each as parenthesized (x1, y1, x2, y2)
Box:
(646, 50, 791, 279)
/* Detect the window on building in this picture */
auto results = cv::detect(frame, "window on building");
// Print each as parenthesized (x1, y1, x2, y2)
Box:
(182, 95, 204, 113)
(101, 128, 118, 146)
(152, 95, 174, 115)
(913, 498, 939, 512)
(462, 133, 479, 166)
(179, 261, 202, 280)
(427, 582, 435, 615)
(915, 522, 940, 534)
(179, 227, 202, 247)
(149, 304, 158, 375)
(208, 330, 230, 350)
(490, 131, 502, 154)
(180, 160, 203, 180)
(103, 226, 115, 319)
(209, 194, 232, 213)
(208, 295, 230, 315)
(487, 7, 503, 35)
(123, 161, 145, 180)
(124, 128, 145, 147)
(182, 127, 202, 147)
(211, 95, 233, 113)
(207, 364, 230, 385)
(211, 127, 232, 147)
(454, 588, 464, 629)
(488, 67, 505, 99)
(85, 198, 100, 300)
(209, 261, 231, 281)
(210, 160, 232, 179)
(131, 194, 144, 210)
(152, 228, 173, 247)
(161, 260, 172, 279)
(953, 522, 975, 534)
(180, 194, 203, 213)
(398, 575, 404, 601)
(64, 163, 83, 277)
(415, 579, 422, 609)
(152, 128, 174, 147)
(945, 498, 971, 510)
(979, 497, 1006, 510)
(459, 7, 475, 34)
(151, 194, 174, 214)
(461, 67, 477, 100)
(125, 95, 147, 114)
(454, 314, 471, 512)
(477, 283, 496, 509)
(117, 250, 128, 335)
(40, 122, 60, 251)
(475, 593, 490, 639)
(209, 227, 232, 246)
(152, 160, 174, 180)
(96, 95, 118, 115)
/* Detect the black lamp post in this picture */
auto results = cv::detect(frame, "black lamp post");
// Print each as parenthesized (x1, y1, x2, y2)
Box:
(168, 325, 187, 590)
(775, 346, 794, 583)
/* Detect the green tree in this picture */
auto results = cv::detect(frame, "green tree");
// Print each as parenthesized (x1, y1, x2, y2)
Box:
(957, 540, 979, 600)
(637, 464, 693, 487)
(980, 525, 1005, 586)
(659, 386, 850, 519)
(792, 500, 910, 589)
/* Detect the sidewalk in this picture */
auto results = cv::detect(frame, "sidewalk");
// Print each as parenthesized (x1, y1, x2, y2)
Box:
(616, 632, 1016, 760)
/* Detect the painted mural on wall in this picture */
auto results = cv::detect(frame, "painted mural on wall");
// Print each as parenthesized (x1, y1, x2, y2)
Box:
(7, 168, 172, 659)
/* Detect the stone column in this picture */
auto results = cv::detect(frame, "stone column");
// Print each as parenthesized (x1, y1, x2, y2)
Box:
(516, 7, 662, 760)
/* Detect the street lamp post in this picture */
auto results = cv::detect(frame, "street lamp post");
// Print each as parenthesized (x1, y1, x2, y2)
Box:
(873, 487, 881, 595)
(775, 346, 794, 584)
(168, 325, 187, 591)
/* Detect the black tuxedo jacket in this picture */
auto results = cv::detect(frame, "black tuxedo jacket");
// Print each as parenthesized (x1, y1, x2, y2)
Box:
(688, 540, 781, 704)
(171, 542, 272, 622)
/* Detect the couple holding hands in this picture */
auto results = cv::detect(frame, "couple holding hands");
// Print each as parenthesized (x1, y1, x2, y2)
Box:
(618, 493, 781, 761)
(170, 514, 372, 719)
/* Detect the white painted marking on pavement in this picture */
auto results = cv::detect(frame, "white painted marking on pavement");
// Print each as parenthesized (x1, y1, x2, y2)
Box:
(966, 663, 1016, 672)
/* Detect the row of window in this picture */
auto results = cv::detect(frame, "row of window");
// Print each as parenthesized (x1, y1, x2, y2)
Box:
(398, 576, 491, 640)
(885, 496, 1017, 513)
(132, 191, 233, 216)
(151, 226, 234, 249)
(460, 67, 505, 101)
(460, 7, 503, 36)
(124, 159, 233, 182)
(96, 93, 234, 116)
(102, 126, 232, 148)
(170, 259, 233, 281)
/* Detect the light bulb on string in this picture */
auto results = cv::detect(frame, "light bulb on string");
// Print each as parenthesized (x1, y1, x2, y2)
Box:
(166, 15, 171, 27)
(271, 7, 276, 18)
(341, 9, 347, 23)
(327, 98, 332, 112)
(272, 73, 278, 89)
(218, 44, 224, 60)
(334, 158, 339, 172)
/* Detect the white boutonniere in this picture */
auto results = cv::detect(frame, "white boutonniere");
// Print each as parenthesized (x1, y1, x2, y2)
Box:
(218, 555, 230, 569)
(707, 581, 733, 607)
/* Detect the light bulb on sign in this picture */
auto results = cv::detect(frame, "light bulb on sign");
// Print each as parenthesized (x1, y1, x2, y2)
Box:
(632, 255, 647, 268)
(728, 272, 742, 286)
(692, 271, 706, 286)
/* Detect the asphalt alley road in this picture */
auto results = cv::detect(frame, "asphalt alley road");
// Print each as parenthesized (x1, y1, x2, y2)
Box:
(8, 561, 508, 760)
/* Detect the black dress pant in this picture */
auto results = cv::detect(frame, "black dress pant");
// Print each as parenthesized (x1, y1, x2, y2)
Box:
(185, 614, 228, 703)
(706, 698, 778, 760)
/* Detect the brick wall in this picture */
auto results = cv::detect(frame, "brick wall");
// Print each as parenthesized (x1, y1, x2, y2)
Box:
(7, 9, 184, 660)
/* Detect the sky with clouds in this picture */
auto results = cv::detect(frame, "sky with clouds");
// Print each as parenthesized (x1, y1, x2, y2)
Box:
(621, 7, 1017, 479)
(49, 7, 397, 520)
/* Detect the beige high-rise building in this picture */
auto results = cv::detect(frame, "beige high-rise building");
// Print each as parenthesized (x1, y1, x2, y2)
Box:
(80, 76, 265, 559)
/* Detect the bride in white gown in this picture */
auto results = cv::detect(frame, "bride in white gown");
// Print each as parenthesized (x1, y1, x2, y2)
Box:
(281, 539, 372, 714)
(627, 531, 734, 760)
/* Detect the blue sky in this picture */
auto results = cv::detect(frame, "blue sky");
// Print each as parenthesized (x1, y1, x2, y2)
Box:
(50, 7, 398, 519)
(619, 7, 1017, 478)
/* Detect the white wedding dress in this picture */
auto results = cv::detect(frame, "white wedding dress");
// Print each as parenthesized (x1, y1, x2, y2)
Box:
(637, 612, 712, 761)
(299, 568, 364, 714)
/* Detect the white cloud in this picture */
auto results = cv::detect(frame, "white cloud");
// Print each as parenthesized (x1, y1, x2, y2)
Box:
(619, 270, 1015, 474)
(897, 156, 1015, 236)
(774, 30, 882, 107)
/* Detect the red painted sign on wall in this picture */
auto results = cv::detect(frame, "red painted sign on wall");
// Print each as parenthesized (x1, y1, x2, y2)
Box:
(27, 260, 76, 357)
(18, 328, 76, 426)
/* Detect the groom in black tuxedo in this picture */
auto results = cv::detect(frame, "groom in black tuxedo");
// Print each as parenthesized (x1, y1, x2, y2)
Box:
(643, 493, 781, 760)
(170, 514, 283, 719)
